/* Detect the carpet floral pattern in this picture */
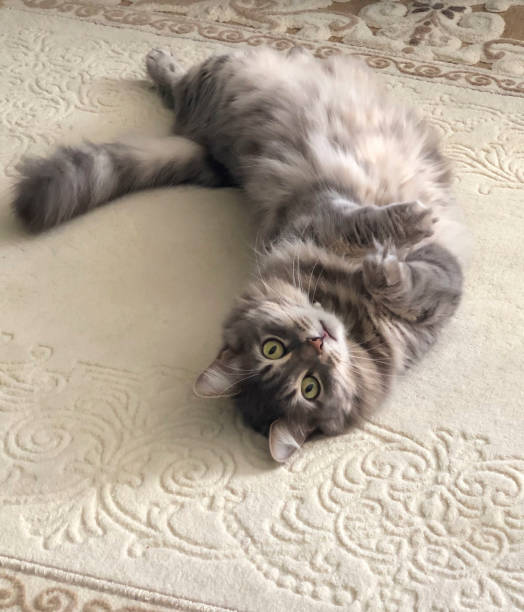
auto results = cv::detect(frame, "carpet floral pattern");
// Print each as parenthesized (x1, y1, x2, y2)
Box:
(121, 0, 524, 74)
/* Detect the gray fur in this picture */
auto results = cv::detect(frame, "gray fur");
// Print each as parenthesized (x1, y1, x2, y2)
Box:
(12, 48, 467, 460)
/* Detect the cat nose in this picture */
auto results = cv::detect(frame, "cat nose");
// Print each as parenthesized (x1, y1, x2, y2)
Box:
(307, 336, 323, 354)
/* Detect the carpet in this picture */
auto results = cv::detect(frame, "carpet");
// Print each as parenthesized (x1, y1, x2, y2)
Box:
(0, 1, 523, 611)
(122, 0, 524, 76)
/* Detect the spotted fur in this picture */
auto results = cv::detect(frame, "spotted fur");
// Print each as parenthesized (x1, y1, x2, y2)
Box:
(12, 48, 467, 460)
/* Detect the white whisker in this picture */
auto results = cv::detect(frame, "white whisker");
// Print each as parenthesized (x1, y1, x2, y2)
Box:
(311, 267, 324, 304)
(307, 261, 319, 302)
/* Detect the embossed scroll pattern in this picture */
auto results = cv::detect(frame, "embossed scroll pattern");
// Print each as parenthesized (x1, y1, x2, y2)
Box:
(0, 4, 523, 610)
(0, 335, 522, 609)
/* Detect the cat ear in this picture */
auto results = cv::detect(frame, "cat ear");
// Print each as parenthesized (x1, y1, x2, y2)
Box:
(269, 418, 310, 463)
(194, 347, 242, 398)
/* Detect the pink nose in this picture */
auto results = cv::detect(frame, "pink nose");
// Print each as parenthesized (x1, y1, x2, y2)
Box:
(308, 336, 323, 354)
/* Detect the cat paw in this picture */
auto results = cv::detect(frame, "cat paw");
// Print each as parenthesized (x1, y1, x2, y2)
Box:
(385, 200, 436, 246)
(146, 48, 181, 85)
(363, 246, 405, 291)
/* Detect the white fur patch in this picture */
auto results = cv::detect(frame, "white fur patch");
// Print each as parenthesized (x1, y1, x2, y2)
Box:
(330, 194, 358, 212)
(90, 147, 117, 202)
(122, 135, 204, 169)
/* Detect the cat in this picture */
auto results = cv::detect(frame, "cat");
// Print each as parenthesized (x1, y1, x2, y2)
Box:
(12, 47, 467, 462)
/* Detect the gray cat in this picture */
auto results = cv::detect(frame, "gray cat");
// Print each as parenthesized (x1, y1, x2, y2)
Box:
(12, 47, 468, 461)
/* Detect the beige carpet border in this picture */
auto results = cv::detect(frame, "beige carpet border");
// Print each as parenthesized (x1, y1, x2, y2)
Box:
(3, 0, 524, 96)
(0, 556, 232, 612)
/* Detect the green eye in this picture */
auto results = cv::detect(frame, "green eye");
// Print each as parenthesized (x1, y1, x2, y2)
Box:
(262, 339, 286, 360)
(301, 375, 320, 400)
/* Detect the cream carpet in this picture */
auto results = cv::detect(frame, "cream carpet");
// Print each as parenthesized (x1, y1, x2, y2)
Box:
(123, 0, 524, 76)
(0, 2, 523, 611)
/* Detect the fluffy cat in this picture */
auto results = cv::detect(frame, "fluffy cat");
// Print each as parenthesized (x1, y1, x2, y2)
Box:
(12, 47, 467, 461)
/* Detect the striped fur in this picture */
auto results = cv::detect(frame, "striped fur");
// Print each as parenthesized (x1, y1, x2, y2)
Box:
(12, 48, 468, 460)
(13, 136, 228, 231)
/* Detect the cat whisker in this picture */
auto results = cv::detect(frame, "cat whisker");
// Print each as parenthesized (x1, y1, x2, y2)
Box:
(337, 351, 393, 368)
(225, 365, 260, 374)
(347, 362, 397, 381)
(296, 252, 304, 293)
(307, 261, 319, 303)
(350, 353, 392, 365)
(311, 267, 324, 305)
(220, 371, 261, 394)
(291, 252, 298, 290)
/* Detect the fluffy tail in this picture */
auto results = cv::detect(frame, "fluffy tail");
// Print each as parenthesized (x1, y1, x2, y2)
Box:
(12, 136, 227, 232)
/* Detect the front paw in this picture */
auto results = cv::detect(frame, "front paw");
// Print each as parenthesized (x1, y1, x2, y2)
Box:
(385, 200, 436, 246)
(363, 246, 404, 291)
(146, 48, 180, 83)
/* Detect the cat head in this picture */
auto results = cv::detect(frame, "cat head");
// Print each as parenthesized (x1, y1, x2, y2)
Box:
(195, 279, 355, 461)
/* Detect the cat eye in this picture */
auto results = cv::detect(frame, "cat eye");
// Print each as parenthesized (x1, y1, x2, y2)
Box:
(301, 375, 320, 400)
(262, 338, 286, 360)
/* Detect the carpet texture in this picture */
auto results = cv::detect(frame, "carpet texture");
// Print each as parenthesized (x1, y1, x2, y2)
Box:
(122, 0, 524, 76)
(0, 2, 523, 611)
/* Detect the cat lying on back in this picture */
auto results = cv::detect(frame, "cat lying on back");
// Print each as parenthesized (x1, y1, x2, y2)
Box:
(13, 47, 467, 462)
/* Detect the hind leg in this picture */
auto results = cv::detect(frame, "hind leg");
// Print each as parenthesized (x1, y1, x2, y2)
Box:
(146, 49, 184, 109)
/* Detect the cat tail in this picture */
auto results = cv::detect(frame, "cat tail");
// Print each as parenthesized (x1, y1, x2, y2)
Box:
(12, 136, 228, 232)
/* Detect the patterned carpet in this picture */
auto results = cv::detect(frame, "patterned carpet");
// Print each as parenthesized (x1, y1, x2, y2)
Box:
(121, 0, 524, 76)
(0, 1, 523, 611)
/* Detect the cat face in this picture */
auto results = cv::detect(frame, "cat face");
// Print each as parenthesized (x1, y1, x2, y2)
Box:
(195, 280, 355, 461)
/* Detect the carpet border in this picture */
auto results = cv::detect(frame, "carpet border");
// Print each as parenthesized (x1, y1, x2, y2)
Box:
(2, 0, 523, 96)
(0, 555, 240, 612)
